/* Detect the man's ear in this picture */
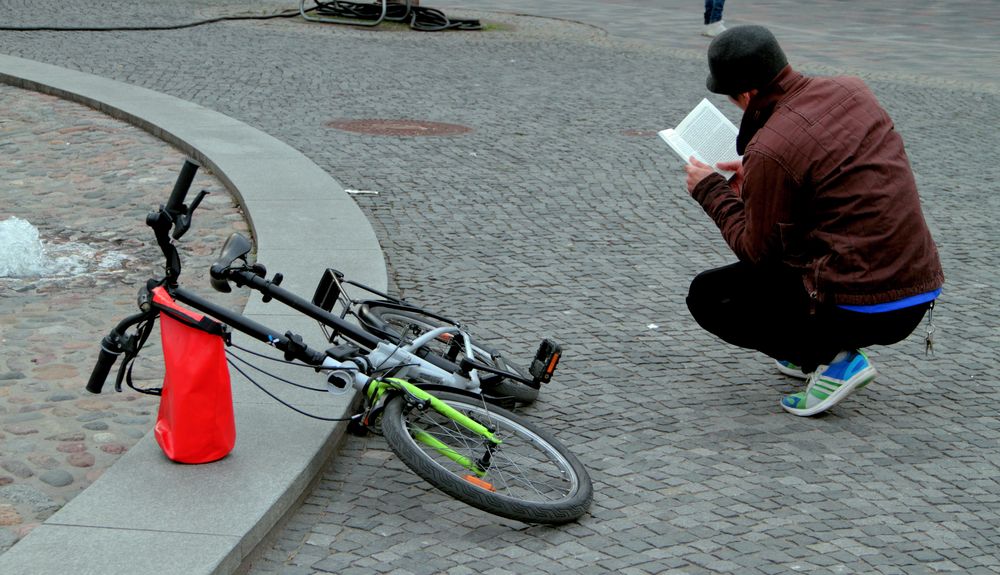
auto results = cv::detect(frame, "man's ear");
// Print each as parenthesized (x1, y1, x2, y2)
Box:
(729, 90, 758, 110)
(736, 90, 757, 109)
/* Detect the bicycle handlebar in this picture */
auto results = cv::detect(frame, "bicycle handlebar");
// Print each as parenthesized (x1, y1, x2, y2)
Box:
(86, 335, 122, 394)
(161, 158, 207, 242)
(147, 159, 208, 284)
(165, 159, 199, 218)
(86, 309, 153, 394)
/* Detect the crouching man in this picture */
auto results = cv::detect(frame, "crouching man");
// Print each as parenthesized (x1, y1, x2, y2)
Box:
(683, 26, 943, 416)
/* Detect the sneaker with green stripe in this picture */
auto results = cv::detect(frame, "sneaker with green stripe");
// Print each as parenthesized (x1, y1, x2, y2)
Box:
(781, 350, 876, 416)
(775, 359, 809, 380)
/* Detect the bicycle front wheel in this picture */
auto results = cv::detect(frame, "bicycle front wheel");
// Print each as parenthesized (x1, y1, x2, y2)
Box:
(361, 304, 539, 405)
(381, 391, 592, 524)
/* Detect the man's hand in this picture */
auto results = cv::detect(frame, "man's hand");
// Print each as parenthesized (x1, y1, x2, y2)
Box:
(684, 157, 716, 194)
(716, 160, 744, 193)
(685, 157, 744, 195)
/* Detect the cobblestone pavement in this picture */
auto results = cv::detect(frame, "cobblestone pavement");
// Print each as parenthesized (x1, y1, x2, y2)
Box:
(2, 1, 999, 573)
(438, 0, 1000, 94)
(0, 84, 249, 551)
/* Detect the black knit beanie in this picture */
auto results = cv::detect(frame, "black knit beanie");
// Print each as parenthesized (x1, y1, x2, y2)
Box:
(706, 25, 788, 95)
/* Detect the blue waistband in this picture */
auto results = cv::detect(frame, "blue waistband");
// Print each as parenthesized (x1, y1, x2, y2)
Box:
(837, 288, 941, 313)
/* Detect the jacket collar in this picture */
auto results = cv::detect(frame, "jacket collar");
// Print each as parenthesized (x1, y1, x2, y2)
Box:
(736, 66, 805, 154)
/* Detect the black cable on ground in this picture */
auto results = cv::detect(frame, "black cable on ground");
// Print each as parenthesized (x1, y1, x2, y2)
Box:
(0, 2, 481, 32)
(0, 9, 303, 32)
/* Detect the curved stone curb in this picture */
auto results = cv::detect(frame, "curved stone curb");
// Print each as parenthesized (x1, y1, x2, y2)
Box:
(0, 54, 387, 575)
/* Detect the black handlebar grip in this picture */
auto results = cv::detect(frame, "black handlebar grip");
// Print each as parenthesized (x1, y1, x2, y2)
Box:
(165, 159, 201, 216)
(86, 336, 121, 394)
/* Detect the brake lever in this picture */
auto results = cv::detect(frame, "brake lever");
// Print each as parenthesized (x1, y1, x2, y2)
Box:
(171, 190, 209, 240)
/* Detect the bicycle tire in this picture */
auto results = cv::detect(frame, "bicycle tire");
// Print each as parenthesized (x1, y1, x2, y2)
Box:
(381, 391, 592, 524)
(361, 304, 539, 405)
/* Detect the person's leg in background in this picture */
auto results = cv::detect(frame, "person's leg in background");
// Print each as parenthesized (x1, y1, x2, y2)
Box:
(702, 0, 727, 37)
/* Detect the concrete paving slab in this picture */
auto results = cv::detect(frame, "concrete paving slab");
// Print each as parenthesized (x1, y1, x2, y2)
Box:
(0, 524, 240, 575)
(46, 403, 340, 535)
(200, 155, 347, 202)
(243, 198, 379, 250)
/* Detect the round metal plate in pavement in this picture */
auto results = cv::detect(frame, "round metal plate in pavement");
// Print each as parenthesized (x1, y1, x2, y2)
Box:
(327, 119, 473, 136)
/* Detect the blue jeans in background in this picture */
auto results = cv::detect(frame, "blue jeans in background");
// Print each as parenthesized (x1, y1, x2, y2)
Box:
(704, 0, 726, 24)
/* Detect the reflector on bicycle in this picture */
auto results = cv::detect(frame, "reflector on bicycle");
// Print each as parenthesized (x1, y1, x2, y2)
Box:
(529, 339, 562, 385)
(463, 475, 497, 492)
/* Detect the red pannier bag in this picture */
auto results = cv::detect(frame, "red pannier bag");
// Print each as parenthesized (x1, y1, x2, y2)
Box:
(151, 286, 235, 463)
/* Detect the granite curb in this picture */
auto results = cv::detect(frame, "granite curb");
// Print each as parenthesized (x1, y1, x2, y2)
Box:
(0, 54, 387, 574)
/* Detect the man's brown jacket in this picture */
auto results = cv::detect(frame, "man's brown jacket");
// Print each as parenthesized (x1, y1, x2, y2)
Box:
(693, 66, 944, 306)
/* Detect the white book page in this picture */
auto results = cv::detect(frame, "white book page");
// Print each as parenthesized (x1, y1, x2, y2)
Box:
(659, 98, 740, 177)
(658, 129, 696, 162)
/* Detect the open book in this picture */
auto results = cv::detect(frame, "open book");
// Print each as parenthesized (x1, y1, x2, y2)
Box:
(659, 98, 741, 178)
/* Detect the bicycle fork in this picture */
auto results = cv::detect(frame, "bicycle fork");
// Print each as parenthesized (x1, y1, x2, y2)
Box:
(367, 378, 502, 480)
(322, 354, 502, 481)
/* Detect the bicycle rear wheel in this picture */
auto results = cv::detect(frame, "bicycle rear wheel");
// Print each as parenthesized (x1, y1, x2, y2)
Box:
(360, 304, 539, 405)
(381, 391, 592, 524)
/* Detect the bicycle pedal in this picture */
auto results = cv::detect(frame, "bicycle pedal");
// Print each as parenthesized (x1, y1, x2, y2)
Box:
(528, 339, 561, 385)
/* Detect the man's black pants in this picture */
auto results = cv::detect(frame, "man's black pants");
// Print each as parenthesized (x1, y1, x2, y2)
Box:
(685, 261, 930, 373)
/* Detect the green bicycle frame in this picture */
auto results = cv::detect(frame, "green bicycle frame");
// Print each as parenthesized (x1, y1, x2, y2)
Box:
(367, 378, 501, 476)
